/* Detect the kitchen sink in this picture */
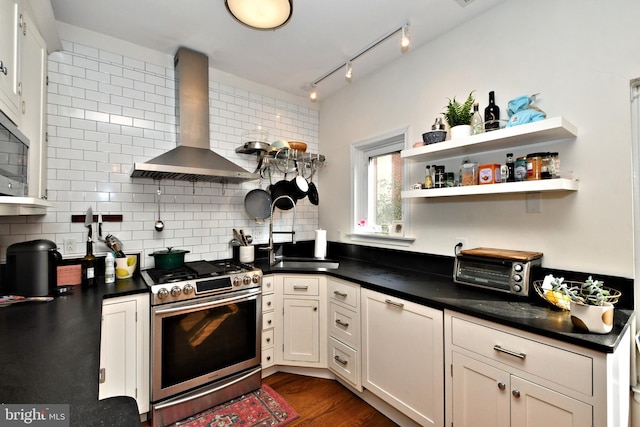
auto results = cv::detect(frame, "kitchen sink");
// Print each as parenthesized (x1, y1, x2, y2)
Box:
(270, 257, 340, 270)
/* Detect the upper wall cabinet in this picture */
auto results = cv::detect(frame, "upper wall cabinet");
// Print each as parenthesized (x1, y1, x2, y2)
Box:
(0, 0, 22, 125)
(401, 117, 579, 199)
(0, 0, 56, 215)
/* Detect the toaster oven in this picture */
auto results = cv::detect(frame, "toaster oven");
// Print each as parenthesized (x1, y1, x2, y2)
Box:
(453, 247, 543, 296)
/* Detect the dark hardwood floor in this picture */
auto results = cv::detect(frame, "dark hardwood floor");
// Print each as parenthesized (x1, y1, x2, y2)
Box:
(264, 372, 397, 426)
(142, 372, 397, 426)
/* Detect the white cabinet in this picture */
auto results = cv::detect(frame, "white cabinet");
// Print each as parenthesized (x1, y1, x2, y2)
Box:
(445, 310, 631, 427)
(261, 275, 275, 370)
(327, 277, 362, 391)
(99, 293, 150, 415)
(276, 275, 326, 367)
(0, 0, 21, 125)
(19, 3, 47, 200)
(401, 117, 578, 198)
(361, 288, 444, 426)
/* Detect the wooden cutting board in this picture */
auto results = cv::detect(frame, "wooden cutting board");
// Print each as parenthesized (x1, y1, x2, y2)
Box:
(459, 247, 543, 261)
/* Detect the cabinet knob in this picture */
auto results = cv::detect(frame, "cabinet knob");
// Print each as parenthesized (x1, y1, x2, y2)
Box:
(512, 390, 521, 398)
(267, 301, 272, 306)
(266, 337, 271, 343)
(267, 319, 272, 325)
(266, 356, 271, 361)
(313, 307, 318, 311)
(498, 382, 506, 390)
(0, 61, 7, 75)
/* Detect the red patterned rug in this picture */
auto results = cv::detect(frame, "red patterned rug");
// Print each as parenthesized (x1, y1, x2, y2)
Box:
(170, 384, 299, 427)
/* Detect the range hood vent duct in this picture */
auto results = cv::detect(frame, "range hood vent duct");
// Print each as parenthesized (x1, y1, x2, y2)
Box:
(130, 47, 257, 183)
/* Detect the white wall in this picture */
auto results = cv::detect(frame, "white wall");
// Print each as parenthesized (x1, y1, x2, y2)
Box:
(319, 0, 640, 277)
(0, 26, 320, 267)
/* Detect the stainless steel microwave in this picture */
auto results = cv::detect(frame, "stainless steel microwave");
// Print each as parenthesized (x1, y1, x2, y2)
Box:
(454, 247, 543, 296)
(0, 110, 29, 196)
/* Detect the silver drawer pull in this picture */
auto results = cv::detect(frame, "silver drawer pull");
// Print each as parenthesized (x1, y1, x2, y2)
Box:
(493, 345, 526, 360)
(334, 355, 348, 366)
(333, 290, 348, 297)
(384, 299, 404, 309)
(293, 285, 309, 290)
(335, 319, 349, 327)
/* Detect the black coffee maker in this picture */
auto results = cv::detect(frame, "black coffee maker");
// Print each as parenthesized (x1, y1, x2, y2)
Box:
(6, 239, 62, 296)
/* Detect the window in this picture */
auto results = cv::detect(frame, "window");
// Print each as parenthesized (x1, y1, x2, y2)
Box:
(352, 130, 409, 239)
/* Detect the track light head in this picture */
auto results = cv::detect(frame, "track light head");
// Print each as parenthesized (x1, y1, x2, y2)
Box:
(401, 24, 411, 51)
(309, 85, 317, 102)
(345, 61, 353, 81)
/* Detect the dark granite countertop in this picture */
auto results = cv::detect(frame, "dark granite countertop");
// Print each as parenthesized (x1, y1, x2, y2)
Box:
(0, 276, 148, 426)
(0, 243, 634, 427)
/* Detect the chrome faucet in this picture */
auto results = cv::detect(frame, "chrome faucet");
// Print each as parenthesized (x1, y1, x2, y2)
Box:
(262, 195, 296, 265)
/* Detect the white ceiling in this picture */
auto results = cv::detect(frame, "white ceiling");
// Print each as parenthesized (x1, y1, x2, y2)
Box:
(49, 0, 507, 101)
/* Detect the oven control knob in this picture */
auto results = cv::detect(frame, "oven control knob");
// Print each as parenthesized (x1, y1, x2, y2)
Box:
(242, 275, 251, 285)
(252, 274, 260, 284)
(514, 264, 523, 272)
(170, 286, 182, 297)
(183, 284, 194, 295)
(513, 284, 522, 293)
(513, 274, 522, 282)
(233, 276, 241, 287)
(157, 288, 169, 300)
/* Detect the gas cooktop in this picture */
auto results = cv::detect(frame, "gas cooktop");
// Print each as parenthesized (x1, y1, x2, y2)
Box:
(143, 259, 262, 305)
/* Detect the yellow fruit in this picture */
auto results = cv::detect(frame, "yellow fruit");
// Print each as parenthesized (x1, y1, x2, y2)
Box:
(127, 257, 136, 267)
(545, 290, 570, 309)
(116, 268, 129, 277)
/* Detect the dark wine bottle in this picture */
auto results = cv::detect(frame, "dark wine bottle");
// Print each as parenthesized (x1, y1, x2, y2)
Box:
(82, 240, 97, 288)
(484, 91, 500, 131)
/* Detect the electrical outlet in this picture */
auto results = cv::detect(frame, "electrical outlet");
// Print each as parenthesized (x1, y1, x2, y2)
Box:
(64, 239, 75, 254)
(454, 237, 467, 249)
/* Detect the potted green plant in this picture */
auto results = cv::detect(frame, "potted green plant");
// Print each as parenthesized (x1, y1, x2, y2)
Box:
(443, 92, 475, 139)
(548, 276, 620, 334)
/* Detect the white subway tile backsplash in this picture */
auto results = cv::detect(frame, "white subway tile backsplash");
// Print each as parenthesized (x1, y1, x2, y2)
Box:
(0, 40, 319, 262)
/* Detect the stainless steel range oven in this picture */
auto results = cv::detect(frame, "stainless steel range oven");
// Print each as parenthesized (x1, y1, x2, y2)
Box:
(143, 260, 263, 427)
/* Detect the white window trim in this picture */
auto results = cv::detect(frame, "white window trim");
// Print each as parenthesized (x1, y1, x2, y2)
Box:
(349, 127, 415, 246)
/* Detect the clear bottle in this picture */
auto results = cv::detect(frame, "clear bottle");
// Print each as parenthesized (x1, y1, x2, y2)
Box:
(471, 102, 484, 135)
(81, 241, 97, 288)
(506, 152, 515, 182)
(484, 91, 501, 131)
(424, 165, 433, 189)
(105, 252, 115, 284)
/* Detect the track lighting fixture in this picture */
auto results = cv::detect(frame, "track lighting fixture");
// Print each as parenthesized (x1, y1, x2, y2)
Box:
(400, 24, 411, 50)
(309, 84, 317, 103)
(306, 21, 410, 102)
(225, 0, 292, 30)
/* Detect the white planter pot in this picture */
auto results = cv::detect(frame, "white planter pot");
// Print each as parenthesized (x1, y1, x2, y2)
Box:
(569, 301, 614, 334)
(450, 124, 471, 140)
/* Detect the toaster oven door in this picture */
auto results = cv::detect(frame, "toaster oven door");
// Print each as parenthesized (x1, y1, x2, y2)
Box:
(454, 256, 515, 294)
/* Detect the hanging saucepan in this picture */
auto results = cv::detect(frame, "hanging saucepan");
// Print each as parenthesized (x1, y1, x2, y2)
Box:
(269, 179, 296, 210)
(149, 247, 190, 270)
(244, 188, 272, 223)
(290, 161, 309, 200)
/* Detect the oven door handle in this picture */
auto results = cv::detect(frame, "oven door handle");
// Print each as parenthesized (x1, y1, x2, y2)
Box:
(153, 366, 262, 411)
(154, 289, 261, 315)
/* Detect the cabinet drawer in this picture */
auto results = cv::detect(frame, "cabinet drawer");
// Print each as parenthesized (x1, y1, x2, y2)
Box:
(262, 329, 274, 349)
(262, 347, 275, 367)
(262, 311, 275, 330)
(328, 279, 359, 309)
(329, 302, 360, 349)
(329, 336, 359, 388)
(283, 276, 319, 296)
(262, 276, 274, 295)
(451, 316, 593, 395)
(262, 293, 275, 312)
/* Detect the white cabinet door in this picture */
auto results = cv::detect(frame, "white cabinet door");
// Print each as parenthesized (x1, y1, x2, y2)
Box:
(452, 351, 511, 427)
(99, 294, 150, 414)
(361, 288, 444, 427)
(511, 376, 592, 427)
(19, 7, 47, 199)
(282, 298, 319, 363)
(0, 0, 21, 124)
(99, 299, 137, 401)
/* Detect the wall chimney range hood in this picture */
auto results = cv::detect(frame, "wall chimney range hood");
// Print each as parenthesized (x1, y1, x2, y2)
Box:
(131, 47, 258, 183)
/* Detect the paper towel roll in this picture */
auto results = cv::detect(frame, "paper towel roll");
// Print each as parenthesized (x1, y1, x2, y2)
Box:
(314, 229, 327, 258)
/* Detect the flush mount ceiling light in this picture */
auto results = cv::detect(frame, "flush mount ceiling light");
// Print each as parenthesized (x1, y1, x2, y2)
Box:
(306, 21, 410, 102)
(225, 0, 292, 30)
